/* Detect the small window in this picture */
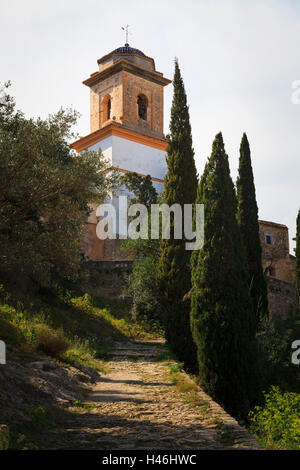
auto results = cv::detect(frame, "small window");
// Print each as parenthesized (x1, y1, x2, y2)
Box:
(265, 233, 273, 245)
(137, 94, 147, 120)
(269, 266, 276, 277)
(102, 94, 112, 123)
(107, 98, 111, 120)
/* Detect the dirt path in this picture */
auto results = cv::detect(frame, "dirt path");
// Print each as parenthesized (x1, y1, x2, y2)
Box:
(47, 340, 260, 450)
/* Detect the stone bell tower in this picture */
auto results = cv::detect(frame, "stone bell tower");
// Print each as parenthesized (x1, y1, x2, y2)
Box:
(87, 44, 169, 139)
(72, 43, 171, 261)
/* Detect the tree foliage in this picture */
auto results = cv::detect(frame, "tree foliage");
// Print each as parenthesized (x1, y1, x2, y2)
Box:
(0, 85, 113, 288)
(156, 59, 198, 372)
(256, 312, 300, 392)
(236, 133, 268, 325)
(191, 132, 260, 418)
(124, 256, 161, 324)
(121, 173, 160, 323)
(121, 172, 158, 210)
(0, 82, 15, 119)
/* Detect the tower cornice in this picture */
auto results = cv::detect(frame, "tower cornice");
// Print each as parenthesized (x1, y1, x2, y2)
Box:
(83, 58, 171, 88)
(71, 122, 168, 153)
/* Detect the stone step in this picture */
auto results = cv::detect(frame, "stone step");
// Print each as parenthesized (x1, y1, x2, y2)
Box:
(112, 347, 156, 351)
(110, 353, 157, 360)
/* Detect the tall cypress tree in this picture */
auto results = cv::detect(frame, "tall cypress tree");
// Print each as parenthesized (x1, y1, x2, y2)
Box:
(236, 133, 268, 325)
(296, 210, 300, 309)
(191, 158, 210, 271)
(191, 133, 260, 419)
(156, 59, 198, 372)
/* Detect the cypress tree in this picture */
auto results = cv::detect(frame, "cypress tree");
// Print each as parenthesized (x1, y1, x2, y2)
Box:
(156, 59, 198, 372)
(296, 210, 300, 309)
(236, 133, 268, 325)
(191, 132, 260, 419)
(191, 158, 210, 271)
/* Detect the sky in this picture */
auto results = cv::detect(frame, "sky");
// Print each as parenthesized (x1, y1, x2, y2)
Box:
(1, 0, 299, 251)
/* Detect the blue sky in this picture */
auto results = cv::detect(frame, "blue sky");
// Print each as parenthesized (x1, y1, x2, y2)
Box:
(1, 0, 299, 250)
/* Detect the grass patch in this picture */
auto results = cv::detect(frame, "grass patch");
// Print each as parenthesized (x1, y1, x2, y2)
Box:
(165, 362, 184, 374)
(0, 288, 161, 373)
(34, 324, 70, 357)
(155, 344, 178, 363)
(184, 393, 210, 411)
(71, 400, 101, 412)
(162, 355, 210, 414)
(176, 380, 198, 394)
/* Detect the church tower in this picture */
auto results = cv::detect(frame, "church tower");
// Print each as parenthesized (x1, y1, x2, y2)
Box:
(72, 44, 171, 261)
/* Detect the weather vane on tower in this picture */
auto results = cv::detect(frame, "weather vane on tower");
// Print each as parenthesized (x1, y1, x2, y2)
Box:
(121, 25, 130, 46)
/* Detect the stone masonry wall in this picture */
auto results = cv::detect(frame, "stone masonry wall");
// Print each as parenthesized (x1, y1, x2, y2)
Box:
(89, 70, 164, 138)
(259, 220, 295, 284)
(90, 72, 123, 132)
(122, 71, 164, 138)
(266, 277, 295, 318)
(82, 260, 133, 299)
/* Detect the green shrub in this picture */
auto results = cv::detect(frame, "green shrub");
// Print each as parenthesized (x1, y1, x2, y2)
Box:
(25, 406, 53, 430)
(249, 386, 300, 449)
(71, 293, 93, 313)
(34, 324, 70, 358)
(61, 336, 106, 372)
(257, 312, 300, 392)
(14, 433, 39, 450)
(124, 256, 161, 324)
(0, 425, 9, 450)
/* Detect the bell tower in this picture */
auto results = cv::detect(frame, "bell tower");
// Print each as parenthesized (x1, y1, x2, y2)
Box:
(72, 44, 171, 262)
(84, 44, 170, 139)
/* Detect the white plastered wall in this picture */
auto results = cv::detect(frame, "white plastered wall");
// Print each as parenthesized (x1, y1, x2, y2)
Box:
(86, 135, 166, 233)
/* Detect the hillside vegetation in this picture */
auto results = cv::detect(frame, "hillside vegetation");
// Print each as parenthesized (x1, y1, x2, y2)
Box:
(0, 285, 162, 449)
(0, 285, 162, 367)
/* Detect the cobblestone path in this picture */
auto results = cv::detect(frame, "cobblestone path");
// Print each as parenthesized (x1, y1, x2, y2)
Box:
(47, 340, 260, 450)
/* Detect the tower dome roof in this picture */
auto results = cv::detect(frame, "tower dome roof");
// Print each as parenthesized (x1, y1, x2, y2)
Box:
(112, 44, 146, 56)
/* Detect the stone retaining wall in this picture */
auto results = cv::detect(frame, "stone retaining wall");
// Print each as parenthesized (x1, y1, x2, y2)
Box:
(82, 260, 133, 299)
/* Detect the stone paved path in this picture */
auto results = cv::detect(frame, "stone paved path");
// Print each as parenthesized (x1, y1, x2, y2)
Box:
(47, 340, 260, 450)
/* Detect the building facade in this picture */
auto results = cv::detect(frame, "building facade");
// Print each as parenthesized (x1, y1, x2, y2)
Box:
(259, 220, 295, 285)
(258, 220, 296, 317)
